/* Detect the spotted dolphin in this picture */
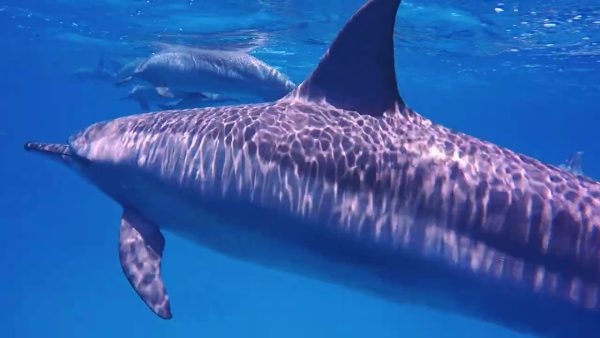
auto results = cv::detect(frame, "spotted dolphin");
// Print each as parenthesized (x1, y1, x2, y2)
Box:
(25, 0, 600, 337)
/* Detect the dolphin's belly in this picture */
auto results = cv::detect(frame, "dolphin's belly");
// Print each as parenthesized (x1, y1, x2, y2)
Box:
(94, 107, 600, 337)
(139, 183, 599, 338)
(124, 158, 600, 338)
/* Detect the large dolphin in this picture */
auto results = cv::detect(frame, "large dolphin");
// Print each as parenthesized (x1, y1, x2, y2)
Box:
(126, 44, 296, 102)
(25, 1, 600, 337)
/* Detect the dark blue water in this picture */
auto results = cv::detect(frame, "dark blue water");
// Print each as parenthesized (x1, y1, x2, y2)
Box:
(1, 1, 599, 337)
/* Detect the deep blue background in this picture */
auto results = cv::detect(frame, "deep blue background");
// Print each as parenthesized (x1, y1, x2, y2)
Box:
(1, 1, 599, 337)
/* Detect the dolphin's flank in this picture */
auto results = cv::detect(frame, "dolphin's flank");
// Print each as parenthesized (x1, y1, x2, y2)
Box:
(26, 0, 600, 337)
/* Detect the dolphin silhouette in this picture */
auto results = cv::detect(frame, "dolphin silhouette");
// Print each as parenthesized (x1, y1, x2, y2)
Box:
(121, 84, 192, 111)
(73, 57, 117, 83)
(157, 92, 237, 110)
(121, 85, 238, 111)
(26, 1, 600, 337)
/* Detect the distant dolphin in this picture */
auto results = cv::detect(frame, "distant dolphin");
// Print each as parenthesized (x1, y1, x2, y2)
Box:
(157, 92, 237, 110)
(120, 85, 189, 111)
(127, 45, 296, 101)
(73, 57, 117, 83)
(26, 1, 600, 337)
(121, 85, 235, 111)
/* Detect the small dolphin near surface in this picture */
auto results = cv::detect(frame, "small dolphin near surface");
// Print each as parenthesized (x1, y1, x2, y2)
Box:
(26, 1, 600, 337)
(125, 44, 296, 101)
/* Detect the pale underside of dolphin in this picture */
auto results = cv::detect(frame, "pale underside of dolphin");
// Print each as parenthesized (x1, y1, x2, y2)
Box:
(26, 1, 600, 337)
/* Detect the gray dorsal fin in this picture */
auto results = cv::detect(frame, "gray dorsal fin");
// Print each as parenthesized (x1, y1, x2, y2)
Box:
(293, 0, 404, 116)
(119, 209, 172, 319)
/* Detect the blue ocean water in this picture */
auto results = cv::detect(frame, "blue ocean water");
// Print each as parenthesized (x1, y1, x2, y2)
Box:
(1, 0, 599, 337)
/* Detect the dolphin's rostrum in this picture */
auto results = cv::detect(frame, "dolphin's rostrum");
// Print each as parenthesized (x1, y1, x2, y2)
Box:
(26, 1, 600, 337)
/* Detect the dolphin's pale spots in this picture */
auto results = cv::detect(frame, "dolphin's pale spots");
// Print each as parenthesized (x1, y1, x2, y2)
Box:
(26, 1, 600, 337)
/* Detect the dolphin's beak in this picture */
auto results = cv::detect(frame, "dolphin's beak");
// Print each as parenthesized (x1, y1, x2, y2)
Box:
(24, 142, 88, 166)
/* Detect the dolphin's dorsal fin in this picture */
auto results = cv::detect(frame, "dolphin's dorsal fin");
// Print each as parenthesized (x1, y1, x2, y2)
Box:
(293, 0, 404, 116)
(119, 209, 172, 319)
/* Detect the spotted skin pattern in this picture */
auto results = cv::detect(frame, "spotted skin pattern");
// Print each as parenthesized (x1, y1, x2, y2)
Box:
(119, 209, 171, 319)
(71, 95, 600, 314)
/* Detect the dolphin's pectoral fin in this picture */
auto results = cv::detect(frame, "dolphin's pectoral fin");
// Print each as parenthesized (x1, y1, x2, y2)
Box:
(119, 209, 172, 319)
